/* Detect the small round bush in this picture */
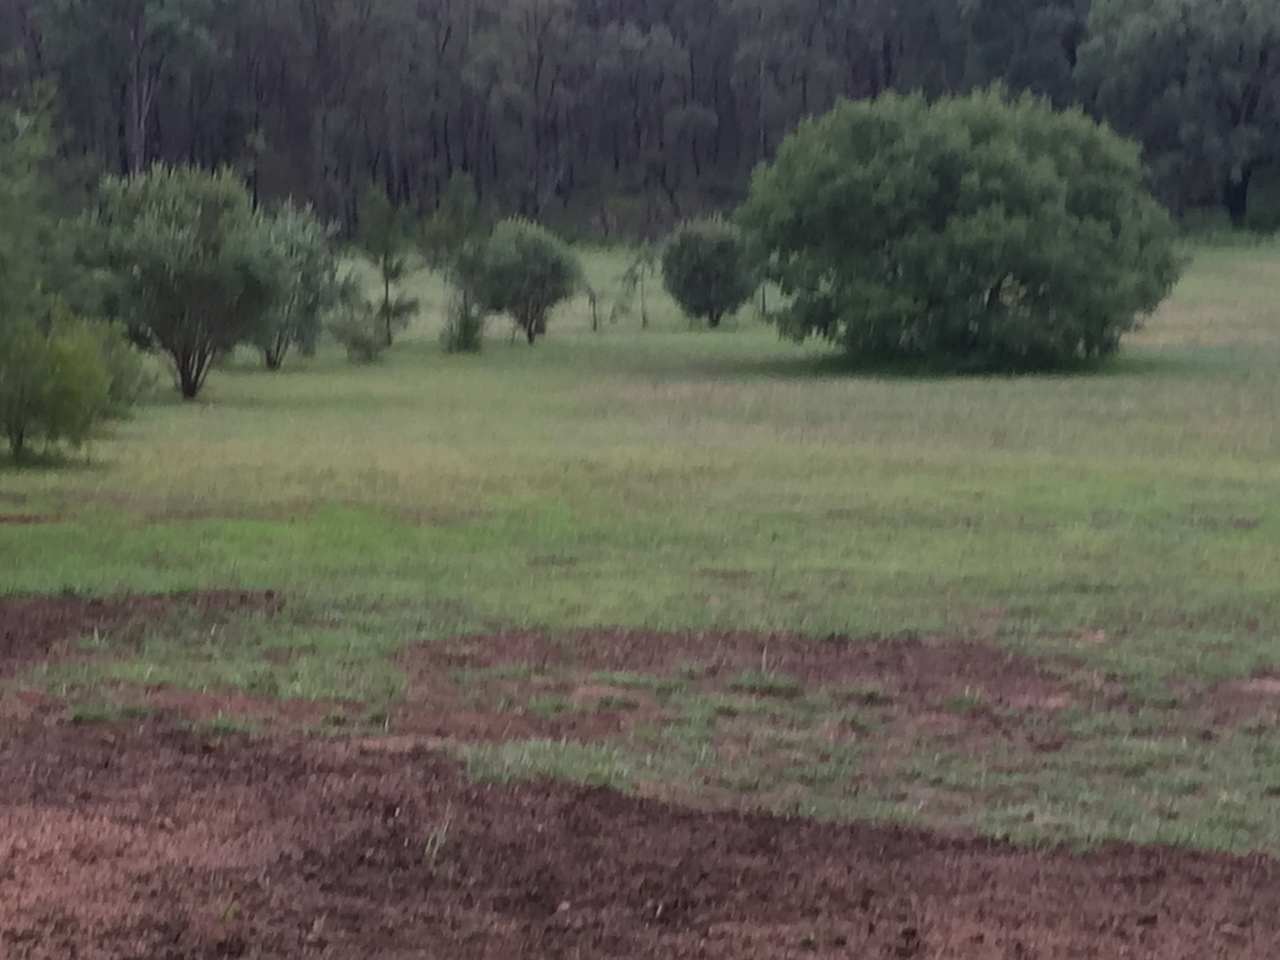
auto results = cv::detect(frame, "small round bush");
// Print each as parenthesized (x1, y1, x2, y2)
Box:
(661, 218, 755, 329)
(461, 219, 581, 345)
(739, 89, 1183, 369)
(1, 315, 110, 460)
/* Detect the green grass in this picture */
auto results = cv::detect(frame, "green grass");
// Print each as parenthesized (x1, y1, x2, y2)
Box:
(464, 739, 638, 789)
(4, 241, 1280, 852)
(45, 608, 409, 706)
(68, 702, 155, 726)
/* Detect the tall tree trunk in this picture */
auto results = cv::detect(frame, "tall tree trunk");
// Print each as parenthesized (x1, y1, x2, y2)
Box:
(383, 271, 393, 346)
(178, 362, 200, 399)
(125, 12, 151, 175)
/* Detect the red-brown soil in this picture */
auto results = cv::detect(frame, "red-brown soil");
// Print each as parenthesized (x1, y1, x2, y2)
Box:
(1203, 673, 1280, 728)
(435, 628, 1072, 706)
(0, 591, 280, 678)
(1, 719, 1277, 960)
(413, 628, 1080, 751)
(4, 599, 1278, 958)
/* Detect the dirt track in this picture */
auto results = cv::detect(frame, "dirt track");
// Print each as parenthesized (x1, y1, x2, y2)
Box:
(2, 718, 1277, 960)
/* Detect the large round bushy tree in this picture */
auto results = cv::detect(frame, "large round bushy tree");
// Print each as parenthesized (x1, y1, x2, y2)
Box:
(739, 89, 1183, 369)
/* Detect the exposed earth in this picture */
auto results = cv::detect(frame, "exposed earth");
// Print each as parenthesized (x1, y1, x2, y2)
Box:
(2, 594, 1278, 959)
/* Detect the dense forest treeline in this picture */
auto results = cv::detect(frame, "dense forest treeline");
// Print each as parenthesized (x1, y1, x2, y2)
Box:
(1, 0, 1277, 234)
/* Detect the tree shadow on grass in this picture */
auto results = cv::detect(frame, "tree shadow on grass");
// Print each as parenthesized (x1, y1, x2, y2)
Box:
(0, 448, 104, 474)
(688, 342, 1216, 384)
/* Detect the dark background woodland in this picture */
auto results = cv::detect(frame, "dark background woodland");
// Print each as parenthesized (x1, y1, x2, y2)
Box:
(2, 0, 1277, 235)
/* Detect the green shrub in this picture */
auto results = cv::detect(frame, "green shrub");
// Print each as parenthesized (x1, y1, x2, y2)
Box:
(661, 217, 755, 329)
(257, 202, 342, 370)
(0, 316, 110, 460)
(440, 291, 486, 353)
(739, 89, 1183, 369)
(461, 219, 581, 345)
(328, 293, 386, 364)
(91, 321, 155, 415)
(91, 166, 285, 398)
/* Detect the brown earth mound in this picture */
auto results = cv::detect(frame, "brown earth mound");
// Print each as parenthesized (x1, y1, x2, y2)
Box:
(1, 720, 1276, 960)
(0, 591, 281, 677)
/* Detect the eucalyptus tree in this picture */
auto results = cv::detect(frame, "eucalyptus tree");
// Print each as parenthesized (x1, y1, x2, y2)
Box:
(1079, 0, 1280, 223)
(92, 166, 284, 398)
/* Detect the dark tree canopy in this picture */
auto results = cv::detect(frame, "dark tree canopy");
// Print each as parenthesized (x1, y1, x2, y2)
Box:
(740, 90, 1182, 368)
(1078, 0, 1280, 225)
(0, 0, 1275, 229)
(661, 218, 755, 329)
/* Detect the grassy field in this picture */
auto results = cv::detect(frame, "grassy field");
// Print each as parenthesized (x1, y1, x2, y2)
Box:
(4, 242, 1280, 853)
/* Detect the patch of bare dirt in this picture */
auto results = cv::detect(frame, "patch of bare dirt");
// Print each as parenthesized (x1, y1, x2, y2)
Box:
(1, 721, 1277, 959)
(421, 629, 1076, 743)
(0, 591, 281, 678)
(1201, 672, 1280, 728)
(393, 650, 666, 744)
(442, 629, 1065, 699)
(0, 514, 58, 525)
(123, 687, 346, 728)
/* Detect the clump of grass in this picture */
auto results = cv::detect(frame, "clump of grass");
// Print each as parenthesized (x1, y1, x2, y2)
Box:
(943, 688, 989, 717)
(840, 684, 894, 708)
(527, 694, 576, 718)
(729, 670, 803, 699)
(595, 694, 641, 711)
(69, 702, 154, 726)
(591, 671, 687, 696)
(203, 713, 258, 736)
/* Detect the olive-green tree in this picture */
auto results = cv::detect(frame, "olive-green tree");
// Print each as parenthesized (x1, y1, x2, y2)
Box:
(422, 173, 489, 353)
(460, 219, 582, 345)
(1, 313, 111, 459)
(358, 185, 419, 348)
(0, 108, 112, 460)
(661, 218, 755, 329)
(739, 89, 1182, 368)
(92, 166, 283, 398)
(257, 201, 341, 370)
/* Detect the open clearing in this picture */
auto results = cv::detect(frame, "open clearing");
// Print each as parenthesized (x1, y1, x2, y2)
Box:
(3, 243, 1280, 955)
